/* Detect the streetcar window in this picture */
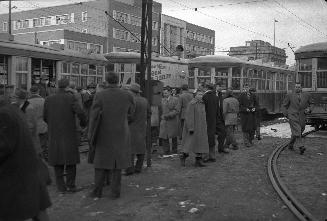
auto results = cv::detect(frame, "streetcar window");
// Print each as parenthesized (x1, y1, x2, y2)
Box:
(198, 66, 211, 76)
(89, 65, 96, 76)
(317, 71, 327, 88)
(62, 62, 70, 74)
(232, 67, 241, 90)
(81, 64, 88, 75)
(298, 72, 312, 88)
(96, 66, 103, 76)
(15, 56, 28, 90)
(299, 58, 312, 71)
(0, 55, 8, 85)
(72, 63, 80, 75)
(317, 58, 327, 70)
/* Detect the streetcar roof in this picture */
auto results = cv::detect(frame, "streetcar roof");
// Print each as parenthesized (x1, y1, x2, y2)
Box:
(295, 41, 327, 59)
(0, 39, 107, 64)
(104, 52, 188, 64)
(295, 41, 327, 54)
(189, 55, 292, 71)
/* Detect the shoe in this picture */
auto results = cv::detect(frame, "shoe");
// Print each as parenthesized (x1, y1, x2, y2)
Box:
(218, 149, 229, 154)
(299, 146, 306, 155)
(231, 145, 239, 150)
(194, 157, 206, 167)
(179, 153, 189, 167)
(256, 136, 262, 140)
(203, 158, 216, 163)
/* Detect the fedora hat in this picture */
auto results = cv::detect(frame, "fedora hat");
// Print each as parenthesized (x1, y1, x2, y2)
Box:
(129, 83, 142, 93)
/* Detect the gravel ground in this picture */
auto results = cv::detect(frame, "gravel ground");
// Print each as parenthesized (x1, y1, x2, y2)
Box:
(278, 132, 327, 221)
(46, 131, 299, 221)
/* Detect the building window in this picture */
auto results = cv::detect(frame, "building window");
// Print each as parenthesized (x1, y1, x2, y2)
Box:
(89, 43, 102, 54)
(130, 33, 140, 43)
(2, 22, 7, 31)
(152, 21, 158, 30)
(130, 15, 141, 26)
(152, 37, 157, 46)
(113, 10, 129, 23)
(56, 14, 69, 25)
(113, 28, 129, 41)
(45, 16, 52, 26)
(82, 11, 88, 22)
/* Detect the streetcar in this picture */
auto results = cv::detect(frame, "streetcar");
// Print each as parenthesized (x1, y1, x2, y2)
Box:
(0, 36, 107, 94)
(295, 41, 327, 128)
(188, 55, 295, 114)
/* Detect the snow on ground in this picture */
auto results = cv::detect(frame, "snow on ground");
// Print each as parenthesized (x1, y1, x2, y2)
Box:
(261, 122, 314, 138)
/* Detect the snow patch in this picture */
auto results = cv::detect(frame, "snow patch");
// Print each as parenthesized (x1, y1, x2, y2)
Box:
(261, 123, 314, 138)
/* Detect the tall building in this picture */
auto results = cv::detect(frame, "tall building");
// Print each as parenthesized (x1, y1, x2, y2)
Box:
(228, 40, 287, 66)
(160, 14, 215, 58)
(0, 0, 215, 58)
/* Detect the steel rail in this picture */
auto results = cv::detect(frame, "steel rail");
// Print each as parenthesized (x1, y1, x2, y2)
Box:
(267, 130, 319, 221)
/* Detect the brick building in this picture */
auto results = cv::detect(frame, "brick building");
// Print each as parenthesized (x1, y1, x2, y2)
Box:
(228, 40, 287, 66)
(0, 0, 215, 58)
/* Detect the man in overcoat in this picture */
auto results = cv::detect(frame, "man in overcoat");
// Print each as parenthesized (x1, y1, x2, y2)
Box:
(249, 88, 262, 140)
(159, 87, 180, 154)
(281, 83, 312, 154)
(223, 88, 239, 150)
(202, 83, 219, 162)
(125, 83, 151, 175)
(44, 78, 86, 193)
(216, 82, 228, 154)
(178, 84, 193, 140)
(238, 84, 258, 147)
(88, 72, 135, 199)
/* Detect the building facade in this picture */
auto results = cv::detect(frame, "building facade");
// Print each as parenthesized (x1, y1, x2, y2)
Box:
(228, 40, 287, 66)
(0, 0, 215, 58)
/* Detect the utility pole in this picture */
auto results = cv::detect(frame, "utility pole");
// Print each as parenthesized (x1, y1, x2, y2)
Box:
(140, 0, 153, 167)
(8, 0, 12, 35)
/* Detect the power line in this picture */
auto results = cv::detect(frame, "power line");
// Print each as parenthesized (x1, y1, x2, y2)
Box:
(272, 0, 327, 37)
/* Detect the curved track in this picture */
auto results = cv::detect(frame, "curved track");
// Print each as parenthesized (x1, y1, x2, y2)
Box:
(267, 130, 319, 221)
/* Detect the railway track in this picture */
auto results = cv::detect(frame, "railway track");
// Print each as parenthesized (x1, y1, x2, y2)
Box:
(267, 129, 319, 221)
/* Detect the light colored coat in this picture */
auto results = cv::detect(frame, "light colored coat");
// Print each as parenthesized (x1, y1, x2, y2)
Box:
(223, 96, 239, 126)
(159, 96, 180, 139)
(281, 92, 312, 136)
(181, 99, 209, 154)
(28, 94, 47, 134)
(130, 94, 150, 154)
(178, 91, 193, 120)
(88, 86, 135, 169)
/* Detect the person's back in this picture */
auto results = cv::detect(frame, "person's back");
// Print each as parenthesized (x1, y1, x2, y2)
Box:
(29, 93, 47, 135)
(179, 91, 193, 120)
(223, 96, 239, 126)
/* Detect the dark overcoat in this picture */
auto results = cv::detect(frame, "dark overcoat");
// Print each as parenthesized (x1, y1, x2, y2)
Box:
(130, 94, 150, 154)
(238, 92, 258, 132)
(0, 105, 51, 221)
(181, 99, 209, 154)
(202, 90, 218, 147)
(88, 86, 135, 169)
(44, 89, 85, 166)
(281, 92, 312, 136)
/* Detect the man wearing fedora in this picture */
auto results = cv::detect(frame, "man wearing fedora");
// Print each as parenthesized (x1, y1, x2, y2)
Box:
(125, 83, 151, 175)
(44, 78, 86, 193)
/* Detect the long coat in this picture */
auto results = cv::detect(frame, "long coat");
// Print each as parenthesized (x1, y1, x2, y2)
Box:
(239, 92, 258, 132)
(0, 105, 51, 221)
(178, 91, 193, 120)
(202, 90, 219, 147)
(88, 86, 135, 169)
(29, 94, 48, 134)
(223, 96, 239, 126)
(281, 92, 312, 136)
(159, 96, 180, 139)
(44, 89, 85, 166)
(181, 99, 209, 154)
(130, 94, 150, 155)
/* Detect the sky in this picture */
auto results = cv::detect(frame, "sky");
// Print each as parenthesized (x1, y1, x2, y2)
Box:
(0, 0, 327, 65)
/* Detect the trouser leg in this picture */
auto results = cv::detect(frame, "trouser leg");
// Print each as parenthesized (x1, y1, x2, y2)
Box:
(289, 135, 296, 149)
(93, 168, 105, 197)
(65, 164, 76, 189)
(255, 126, 261, 138)
(249, 131, 255, 144)
(208, 145, 215, 159)
(111, 169, 122, 198)
(217, 125, 226, 152)
(39, 133, 48, 161)
(171, 137, 178, 153)
(225, 125, 232, 147)
(135, 154, 145, 172)
(243, 132, 250, 146)
(54, 165, 66, 192)
(162, 138, 170, 154)
(180, 119, 185, 140)
(125, 154, 135, 174)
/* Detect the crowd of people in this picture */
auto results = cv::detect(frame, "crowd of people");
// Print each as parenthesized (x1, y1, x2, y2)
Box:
(0, 70, 312, 220)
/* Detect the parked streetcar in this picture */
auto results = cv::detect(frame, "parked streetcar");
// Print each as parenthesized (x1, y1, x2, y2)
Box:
(295, 42, 327, 129)
(188, 55, 295, 114)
